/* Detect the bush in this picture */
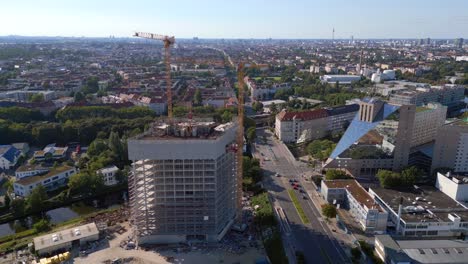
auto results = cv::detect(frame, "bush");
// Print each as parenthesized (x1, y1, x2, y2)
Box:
(33, 219, 51, 233)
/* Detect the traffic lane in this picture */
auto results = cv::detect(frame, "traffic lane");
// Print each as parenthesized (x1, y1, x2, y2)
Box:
(260, 133, 349, 263)
(266, 176, 330, 264)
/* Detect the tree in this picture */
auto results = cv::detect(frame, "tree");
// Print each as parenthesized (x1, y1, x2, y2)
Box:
(325, 169, 350, 180)
(269, 102, 278, 114)
(401, 166, 423, 185)
(3, 194, 10, 208)
(10, 199, 25, 217)
(376, 170, 402, 189)
(68, 172, 103, 196)
(306, 139, 335, 160)
(81, 76, 99, 94)
(321, 204, 337, 219)
(74, 91, 85, 102)
(221, 111, 232, 123)
(246, 127, 256, 142)
(252, 101, 264, 112)
(193, 89, 202, 106)
(33, 219, 51, 233)
(87, 139, 109, 157)
(26, 185, 48, 213)
(29, 93, 44, 103)
(108, 131, 124, 160)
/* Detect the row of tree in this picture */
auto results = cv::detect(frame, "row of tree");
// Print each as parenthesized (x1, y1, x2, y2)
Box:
(56, 106, 155, 122)
(0, 116, 152, 146)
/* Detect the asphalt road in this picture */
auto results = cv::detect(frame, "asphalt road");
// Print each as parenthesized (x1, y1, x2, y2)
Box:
(253, 129, 350, 264)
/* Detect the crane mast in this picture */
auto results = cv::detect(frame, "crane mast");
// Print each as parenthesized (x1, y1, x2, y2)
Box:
(133, 31, 175, 119)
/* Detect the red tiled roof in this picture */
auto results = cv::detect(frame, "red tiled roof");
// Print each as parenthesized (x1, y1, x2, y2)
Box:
(277, 109, 328, 121)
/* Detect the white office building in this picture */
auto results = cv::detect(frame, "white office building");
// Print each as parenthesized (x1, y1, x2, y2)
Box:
(321, 179, 388, 233)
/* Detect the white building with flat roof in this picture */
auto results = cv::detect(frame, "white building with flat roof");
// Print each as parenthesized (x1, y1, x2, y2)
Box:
(321, 179, 388, 233)
(436, 172, 468, 204)
(33, 222, 99, 256)
(320, 75, 361, 84)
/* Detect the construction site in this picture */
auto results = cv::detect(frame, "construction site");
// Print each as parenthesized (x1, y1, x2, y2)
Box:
(127, 119, 239, 244)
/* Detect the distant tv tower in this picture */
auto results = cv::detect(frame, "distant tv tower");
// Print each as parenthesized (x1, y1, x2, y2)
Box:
(332, 28, 335, 41)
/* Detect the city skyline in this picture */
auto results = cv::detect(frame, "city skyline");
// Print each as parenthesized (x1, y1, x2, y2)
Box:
(1, 0, 468, 39)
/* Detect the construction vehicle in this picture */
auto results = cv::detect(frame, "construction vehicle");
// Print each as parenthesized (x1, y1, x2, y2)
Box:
(133, 32, 175, 119)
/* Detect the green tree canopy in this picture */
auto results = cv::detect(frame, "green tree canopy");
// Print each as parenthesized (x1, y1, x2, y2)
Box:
(26, 185, 48, 213)
(247, 127, 256, 142)
(325, 169, 350, 180)
(29, 93, 45, 103)
(321, 204, 337, 219)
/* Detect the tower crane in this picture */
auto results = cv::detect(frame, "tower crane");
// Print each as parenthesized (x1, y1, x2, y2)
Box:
(133, 32, 176, 119)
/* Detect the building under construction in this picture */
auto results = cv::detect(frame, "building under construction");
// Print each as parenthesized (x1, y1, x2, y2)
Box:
(127, 119, 238, 244)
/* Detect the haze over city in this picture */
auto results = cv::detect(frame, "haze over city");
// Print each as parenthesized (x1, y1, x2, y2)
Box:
(0, 1, 467, 264)
(1, 0, 468, 38)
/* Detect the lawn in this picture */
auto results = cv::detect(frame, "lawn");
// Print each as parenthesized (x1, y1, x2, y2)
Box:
(287, 189, 310, 224)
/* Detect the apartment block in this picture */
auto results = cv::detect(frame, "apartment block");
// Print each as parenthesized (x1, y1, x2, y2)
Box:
(275, 104, 358, 143)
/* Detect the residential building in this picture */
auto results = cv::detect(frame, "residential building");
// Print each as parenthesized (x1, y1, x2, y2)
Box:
(375, 234, 468, 264)
(0, 145, 21, 170)
(321, 179, 388, 233)
(432, 119, 468, 173)
(326, 104, 360, 134)
(96, 165, 119, 186)
(370, 186, 468, 238)
(13, 165, 77, 196)
(15, 164, 49, 180)
(275, 109, 328, 143)
(244, 77, 291, 101)
(33, 223, 99, 256)
(33, 144, 68, 161)
(11, 142, 29, 156)
(436, 172, 468, 203)
(275, 104, 359, 143)
(0, 90, 56, 102)
(127, 119, 238, 244)
(319, 74, 362, 84)
(389, 84, 465, 114)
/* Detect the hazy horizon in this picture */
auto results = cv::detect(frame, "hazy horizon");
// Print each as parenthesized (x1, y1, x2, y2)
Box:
(1, 0, 467, 39)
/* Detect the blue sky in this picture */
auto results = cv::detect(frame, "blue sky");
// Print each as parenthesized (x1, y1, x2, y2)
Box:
(1, 0, 467, 38)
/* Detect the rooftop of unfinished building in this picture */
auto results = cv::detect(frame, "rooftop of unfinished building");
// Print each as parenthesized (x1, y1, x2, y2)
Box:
(133, 118, 236, 140)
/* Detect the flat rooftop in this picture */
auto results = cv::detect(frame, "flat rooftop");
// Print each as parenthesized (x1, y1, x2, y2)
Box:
(134, 119, 236, 140)
(33, 222, 99, 251)
(370, 186, 468, 223)
(323, 179, 383, 211)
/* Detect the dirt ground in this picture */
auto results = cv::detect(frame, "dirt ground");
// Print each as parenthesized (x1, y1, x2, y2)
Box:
(73, 222, 265, 264)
